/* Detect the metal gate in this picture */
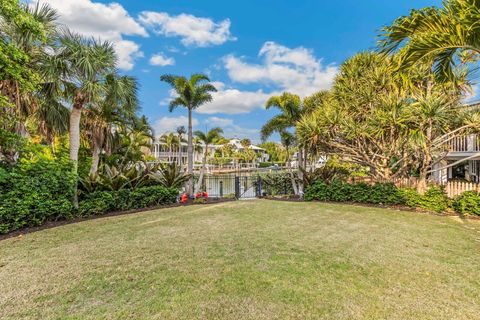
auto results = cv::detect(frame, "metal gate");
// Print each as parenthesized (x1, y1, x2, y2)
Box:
(203, 175, 261, 199)
(235, 176, 260, 199)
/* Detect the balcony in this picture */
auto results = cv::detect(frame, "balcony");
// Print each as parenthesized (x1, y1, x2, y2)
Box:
(446, 135, 480, 159)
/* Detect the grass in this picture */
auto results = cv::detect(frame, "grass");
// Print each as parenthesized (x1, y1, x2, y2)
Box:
(1, 200, 480, 319)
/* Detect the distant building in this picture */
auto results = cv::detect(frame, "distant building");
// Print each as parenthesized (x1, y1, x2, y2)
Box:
(151, 137, 268, 164)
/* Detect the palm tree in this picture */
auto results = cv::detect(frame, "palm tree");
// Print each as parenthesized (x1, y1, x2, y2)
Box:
(379, 0, 480, 81)
(193, 127, 223, 193)
(176, 125, 186, 165)
(44, 31, 115, 164)
(261, 92, 305, 193)
(85, 74, 139, 176)
(0, 2, 59, 138)
(280, 131, 298, 194)
(42, 31, 115, 206)
(160, 74, 217, 194)
(159, 132, 179, 163)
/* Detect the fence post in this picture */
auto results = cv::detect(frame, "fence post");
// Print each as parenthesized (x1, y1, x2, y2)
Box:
(256, 175, 263, 197)
(234, 176, 240, 199)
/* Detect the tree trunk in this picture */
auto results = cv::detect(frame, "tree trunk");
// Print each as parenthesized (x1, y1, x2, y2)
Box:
(195, 149, 208, 193)
(297, 148, 304, 195)
(285, 146, 298, 195)
(90, 144, 101, 176)
(69, 106, 82, 208)
(187, 108, 194, 195)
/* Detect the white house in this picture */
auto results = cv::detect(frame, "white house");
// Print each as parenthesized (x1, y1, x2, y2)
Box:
(151, 137, 268, 164)
(432, 102, 480, 183)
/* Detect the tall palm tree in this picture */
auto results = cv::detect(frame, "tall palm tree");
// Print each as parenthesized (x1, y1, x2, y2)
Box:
(42, 31, 115, 206)
(43, 31, 115, 164)
(280, 131, 298, 194)
(193, 127, 223, 193)
(379, 0, 480, 81)
(176, 125, 186, 165)
(261, 92, 305, 193)
(160, 74, 217, 194)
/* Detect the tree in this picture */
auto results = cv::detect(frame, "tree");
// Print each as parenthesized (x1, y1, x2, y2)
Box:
(0, 1, 57, 138)
(175, 125, 186, 165)
(379, 0, 480, 81)
(296, 51, 472, 192)
(259, 141, 287, 163)
(159, 132, 179, 163)
(261, 92, 305, 194)
(85, 74, 139, 175)
(160, 74, 217, 194)
(43, 31, 115, 206)
(280, 131, 298, 195)
(193, 127, 223, 193)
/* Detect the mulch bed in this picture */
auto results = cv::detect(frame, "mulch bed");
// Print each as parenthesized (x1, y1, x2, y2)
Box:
(0, 197, 235, 242)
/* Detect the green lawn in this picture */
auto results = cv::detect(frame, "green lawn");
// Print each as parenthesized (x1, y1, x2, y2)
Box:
(1, 200, 480, 319)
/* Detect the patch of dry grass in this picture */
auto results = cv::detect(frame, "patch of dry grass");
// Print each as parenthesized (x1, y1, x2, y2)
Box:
(1, 200, 479, 319)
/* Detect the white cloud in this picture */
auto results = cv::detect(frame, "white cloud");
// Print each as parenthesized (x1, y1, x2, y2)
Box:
(113, 40, 144, 70)
(197, 82, 272, 114)
(150, 52, 175, 66)
(223, 41, 337, 96)
(206, 117, 259, 141)
(139, 11, 236, 47)
(33, 0, 148, 70)
(153, 116, 198, 136)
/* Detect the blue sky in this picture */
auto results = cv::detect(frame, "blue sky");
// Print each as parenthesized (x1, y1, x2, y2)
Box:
(35, 0, 441, 142)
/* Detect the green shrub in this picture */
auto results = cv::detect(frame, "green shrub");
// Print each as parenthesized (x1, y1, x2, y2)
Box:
(78, 191, 115, 216)
(304, 181, 329, 201)
(0, 158, 76, 234)
(256, 172, 294, 195)
(304, 181, 448, 212)
(397, 186, 450, 213)
(453, 191, 480, 216)
(78, 186, 178, 216)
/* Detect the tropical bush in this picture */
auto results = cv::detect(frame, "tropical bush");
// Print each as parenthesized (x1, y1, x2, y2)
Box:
(304, 180, 450, 213)
(397, 186, 451, 213)
(452, 191, 480, 216)
(78, 185, 178, 216)
(304, 181, 403, 205)
(256, 172, 295, 195)
(80, 162, 189, 194)
(0, 157, 76, 233)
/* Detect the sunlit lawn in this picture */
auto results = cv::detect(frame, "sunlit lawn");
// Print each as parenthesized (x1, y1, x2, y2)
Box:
(1, 200, 480, 319)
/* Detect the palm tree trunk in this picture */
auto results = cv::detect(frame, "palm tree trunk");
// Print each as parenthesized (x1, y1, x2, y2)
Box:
(69, 106, 82, 208)
(195, 150, 208, 193)
(285, 146, 298, 195)
(90, 144, 101, 176)
(297, 147, 304, 195)
(187, 108, 194, 194)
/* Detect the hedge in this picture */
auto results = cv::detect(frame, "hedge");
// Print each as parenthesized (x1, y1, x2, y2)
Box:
(304, 180, 453, 214)
(0, 159, 76, 234)
(78, 185, 178, 216)
(0, 158, 178, 234)
(452, 191, 480, 216)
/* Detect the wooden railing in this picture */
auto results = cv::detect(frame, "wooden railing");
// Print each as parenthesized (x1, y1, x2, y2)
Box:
(350, 176, 480, 198)
(447, 135, 480, 152)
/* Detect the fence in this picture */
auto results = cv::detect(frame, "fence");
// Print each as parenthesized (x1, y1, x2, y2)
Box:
(350, 176, 480, 198)
(202, 175, 261, 199)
